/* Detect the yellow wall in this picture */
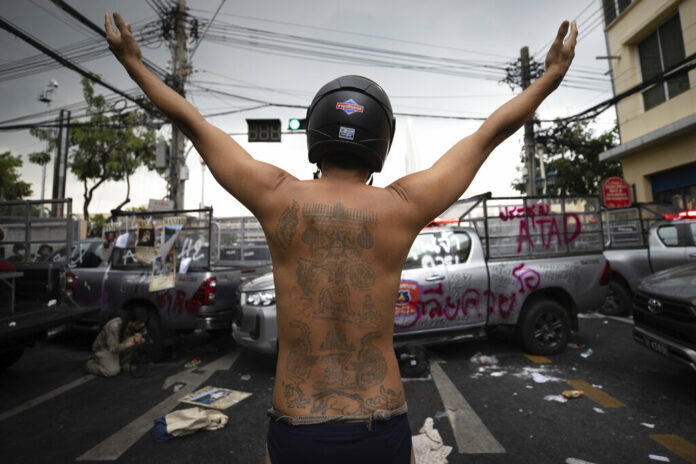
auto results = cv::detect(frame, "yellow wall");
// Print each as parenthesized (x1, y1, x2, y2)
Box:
(621, 131, 696, 201)
(606, 0, 696, 142)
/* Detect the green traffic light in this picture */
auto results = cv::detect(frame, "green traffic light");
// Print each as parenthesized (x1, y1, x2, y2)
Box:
(288, 118, 301, 130)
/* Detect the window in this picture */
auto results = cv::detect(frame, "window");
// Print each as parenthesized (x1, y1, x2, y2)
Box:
(638, 14, 689, 111)
(404, 231, 471, 269)
(690, 223, 696, 244)
(657, 225, 679, 246)
(603, 0, 633, 26)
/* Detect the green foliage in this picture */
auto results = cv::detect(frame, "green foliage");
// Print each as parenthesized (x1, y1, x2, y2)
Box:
(88, 213, 106, 237)
(512, 120, 623, 196)
(28, 151, 51, 166)
(30, 77, 163, 221)
(0, 151, 33, 201)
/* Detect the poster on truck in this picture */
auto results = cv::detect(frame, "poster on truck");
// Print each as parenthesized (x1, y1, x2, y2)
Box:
(135, 219, 156, 262)
(102, 222, 122, 253)
(149, 251, 176, 292)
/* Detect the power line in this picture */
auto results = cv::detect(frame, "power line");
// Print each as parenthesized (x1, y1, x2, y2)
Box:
(0, 15, 160, 117)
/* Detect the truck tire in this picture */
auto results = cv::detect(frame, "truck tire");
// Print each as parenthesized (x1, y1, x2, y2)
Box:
(0, 348, 25, 371)
(600, 280, 633, 317)
(517, 299, 570, 355)
(144, 310, 169, 362)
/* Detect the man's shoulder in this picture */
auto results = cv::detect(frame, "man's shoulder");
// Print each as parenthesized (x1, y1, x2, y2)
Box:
(105, 317, 123, 330)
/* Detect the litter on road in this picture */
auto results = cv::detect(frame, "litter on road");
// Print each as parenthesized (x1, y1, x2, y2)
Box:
(544, 395, 568, 403)
(648, 455, 671, 462)
(580, 348, 594, 358)
(562, 390, 584, 399)
(470, 352, 499, 365)
(153, 407, 228, 442)
(412, 417, 452, 464)
(178, 386, 252, 410)
(641, 423, 656, 429)
(593, 407, 605, 414)
(566, 458, 597, 464)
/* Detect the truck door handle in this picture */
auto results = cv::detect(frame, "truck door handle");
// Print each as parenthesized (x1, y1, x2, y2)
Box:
(425, 275, 445, 282)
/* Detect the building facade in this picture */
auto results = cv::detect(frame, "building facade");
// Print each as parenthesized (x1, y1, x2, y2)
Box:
(599, 0, 696, 211)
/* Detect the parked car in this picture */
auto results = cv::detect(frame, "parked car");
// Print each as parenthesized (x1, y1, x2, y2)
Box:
(68, 209, 270, 360)
(633, 261, 696, 371)
(234, 195, 611, 356)
(601, 204, 696, 316)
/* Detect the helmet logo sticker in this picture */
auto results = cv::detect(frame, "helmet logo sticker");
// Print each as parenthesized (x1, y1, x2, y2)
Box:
(338, 126, 356, 140)
(336, 99, 364, 115)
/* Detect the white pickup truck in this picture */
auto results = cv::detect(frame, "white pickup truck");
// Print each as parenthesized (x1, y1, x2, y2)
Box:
(601, 204, 696, 316)
(234, 195, 610, 357)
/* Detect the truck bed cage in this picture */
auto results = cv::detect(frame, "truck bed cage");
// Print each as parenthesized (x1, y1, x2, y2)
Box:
(442, 193, 604, 260)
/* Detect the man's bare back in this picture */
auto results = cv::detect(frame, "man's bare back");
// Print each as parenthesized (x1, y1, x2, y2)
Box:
(265, 178, 421, 417)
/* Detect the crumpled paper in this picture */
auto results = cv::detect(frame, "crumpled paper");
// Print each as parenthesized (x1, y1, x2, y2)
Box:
(154, 407, 228, 442)
(412, 417, 453, 464)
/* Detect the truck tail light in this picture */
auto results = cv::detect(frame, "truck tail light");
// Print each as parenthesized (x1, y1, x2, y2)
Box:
(66, 272, 76, 299)
(192, 277, 216, 306)
(599, 261, 611, 286)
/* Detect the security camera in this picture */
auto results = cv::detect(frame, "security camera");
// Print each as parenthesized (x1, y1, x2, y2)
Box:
(49, 80, 59, 88)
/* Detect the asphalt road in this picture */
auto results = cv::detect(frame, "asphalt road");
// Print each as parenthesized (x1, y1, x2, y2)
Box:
(1, 315, 695, 464)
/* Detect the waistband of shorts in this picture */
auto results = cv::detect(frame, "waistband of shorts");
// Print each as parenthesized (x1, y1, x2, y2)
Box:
(266, 402, 408, 431)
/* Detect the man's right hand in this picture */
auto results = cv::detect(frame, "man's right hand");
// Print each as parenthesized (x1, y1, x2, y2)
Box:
(105, 12, 142, 69)
(133, 333, 145, 345)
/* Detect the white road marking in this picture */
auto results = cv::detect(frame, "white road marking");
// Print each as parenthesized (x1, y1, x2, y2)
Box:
(76, 349, 242, 461)
(429, 360, 505, 454)
(605, 315, 634, 325)
(0, 375, 95, 423)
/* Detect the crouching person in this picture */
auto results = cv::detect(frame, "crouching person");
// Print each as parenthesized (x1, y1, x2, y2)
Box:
(85, 308, 148, 377)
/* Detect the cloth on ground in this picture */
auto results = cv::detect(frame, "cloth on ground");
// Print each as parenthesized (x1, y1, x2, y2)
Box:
(154, 407, 228, 442)
(412, 417, 452, 464)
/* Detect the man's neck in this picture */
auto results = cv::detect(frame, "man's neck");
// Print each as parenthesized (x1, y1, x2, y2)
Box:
(319, 164, 371, 184)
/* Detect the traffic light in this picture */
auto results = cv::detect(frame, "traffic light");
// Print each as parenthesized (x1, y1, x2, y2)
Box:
(288, 118, 307, 131)
(246, 119, 281, 142)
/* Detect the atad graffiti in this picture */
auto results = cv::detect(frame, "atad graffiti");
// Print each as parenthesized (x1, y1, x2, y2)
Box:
(499, 203, 582, 253)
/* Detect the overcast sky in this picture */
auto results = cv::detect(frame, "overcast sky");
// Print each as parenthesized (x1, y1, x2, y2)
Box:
(0, 0, 615, 218)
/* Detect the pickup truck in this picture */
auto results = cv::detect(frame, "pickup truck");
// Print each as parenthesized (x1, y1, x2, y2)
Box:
(0, 199, 97, 370)
(601, 204, 696, 316)
(68, 209, 270, 360)
(233, 195, 610, 357)
(633, 261, 696, 371)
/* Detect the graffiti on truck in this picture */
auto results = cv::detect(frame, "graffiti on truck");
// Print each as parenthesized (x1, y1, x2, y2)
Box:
(498, 203, 582, 253)
(394, 263, 541, 329)
(156, 289, 200, 316)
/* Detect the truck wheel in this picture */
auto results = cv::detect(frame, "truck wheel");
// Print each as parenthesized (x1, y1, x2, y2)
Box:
(517, 299, 570, 355)
(600, 280, 633, 317)
(144, 310, 169, 362)
(0, 348, 25, 371)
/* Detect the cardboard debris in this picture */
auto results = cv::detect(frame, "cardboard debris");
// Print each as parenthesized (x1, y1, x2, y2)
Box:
(179, 386, 252, 410)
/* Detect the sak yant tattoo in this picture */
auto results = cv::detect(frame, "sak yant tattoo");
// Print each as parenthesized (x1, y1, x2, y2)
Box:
(282, 202, 398, 413)
(286, 320, 317, 381)
(275, 200, 299, 249)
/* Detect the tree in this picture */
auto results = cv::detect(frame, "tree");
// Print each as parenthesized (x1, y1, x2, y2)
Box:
(30, 77, 162, 221)
(0, 151, 32, 201)
(512, 120, 623, 196)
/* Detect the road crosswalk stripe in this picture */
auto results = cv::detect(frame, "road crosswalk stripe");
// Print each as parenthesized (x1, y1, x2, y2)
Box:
(651, 434, 696, 464)
(76, 349, 241, 461)
(429, 360, 505, 454)
(0, 374, 95, 423)
(565, 379, 626, 408)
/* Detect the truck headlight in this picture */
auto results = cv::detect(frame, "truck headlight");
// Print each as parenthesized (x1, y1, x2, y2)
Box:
(245, 290, 276, 306)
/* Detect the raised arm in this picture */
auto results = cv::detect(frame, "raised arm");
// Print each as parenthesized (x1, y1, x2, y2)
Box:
(389, 21, 578, 229)
(104, 12, 295, 218)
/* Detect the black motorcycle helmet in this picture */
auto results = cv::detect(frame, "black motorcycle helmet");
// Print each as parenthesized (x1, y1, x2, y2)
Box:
(306, 75, 395, 173)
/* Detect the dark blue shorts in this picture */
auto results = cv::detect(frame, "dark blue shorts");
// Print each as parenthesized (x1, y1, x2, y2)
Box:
(266, 414, 412, 464)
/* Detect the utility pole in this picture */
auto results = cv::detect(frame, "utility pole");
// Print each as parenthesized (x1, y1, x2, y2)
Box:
(51, 109, 71, 217)
(168, 0, 189, 209)
(520, 46, 537, 196)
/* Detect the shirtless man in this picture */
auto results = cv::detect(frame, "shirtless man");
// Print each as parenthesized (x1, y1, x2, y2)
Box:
(105, 12, 577, 463)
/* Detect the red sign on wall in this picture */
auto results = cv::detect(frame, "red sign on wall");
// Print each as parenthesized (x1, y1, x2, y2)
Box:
(602, 176, 632, 209)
